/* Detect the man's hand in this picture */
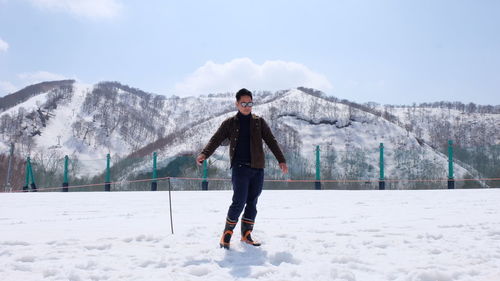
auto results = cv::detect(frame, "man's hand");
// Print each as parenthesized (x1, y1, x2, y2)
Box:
(279, 163, 288, 174)
(196, 154, 206, 166)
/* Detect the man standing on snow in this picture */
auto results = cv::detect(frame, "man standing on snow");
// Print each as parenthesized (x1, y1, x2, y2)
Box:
(196, 88, 288, 249)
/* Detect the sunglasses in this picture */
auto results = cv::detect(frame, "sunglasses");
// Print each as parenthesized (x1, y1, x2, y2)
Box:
(240, 102, 254, 108)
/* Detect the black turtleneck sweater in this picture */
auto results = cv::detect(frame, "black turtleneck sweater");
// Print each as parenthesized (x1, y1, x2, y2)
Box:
(233, 111, 252, 164)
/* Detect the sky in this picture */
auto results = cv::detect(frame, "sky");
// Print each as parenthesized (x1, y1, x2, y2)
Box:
(0, 0, 499, 105)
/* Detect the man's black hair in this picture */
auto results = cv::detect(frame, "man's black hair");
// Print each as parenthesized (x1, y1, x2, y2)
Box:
(236, 88, 253, 101)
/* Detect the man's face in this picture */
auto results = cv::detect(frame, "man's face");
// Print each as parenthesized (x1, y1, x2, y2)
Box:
(236, 95, 253, 115)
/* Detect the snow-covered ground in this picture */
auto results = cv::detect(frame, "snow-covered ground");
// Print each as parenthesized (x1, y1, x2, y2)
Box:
(1, 189, 499, 281)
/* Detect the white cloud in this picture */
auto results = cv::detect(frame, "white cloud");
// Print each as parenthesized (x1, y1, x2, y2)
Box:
(174, 58, 333, 97)
(29, 0, 122, 20)
(0, 38, 8, 52)
(0, 81, 17, 95)
(18, 71, 69, 85)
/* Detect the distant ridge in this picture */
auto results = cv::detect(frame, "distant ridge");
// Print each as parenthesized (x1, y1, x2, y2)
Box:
(0, 80, 75, 112)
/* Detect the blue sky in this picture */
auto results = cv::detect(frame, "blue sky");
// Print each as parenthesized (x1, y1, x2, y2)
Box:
(0, 0, 499, 105)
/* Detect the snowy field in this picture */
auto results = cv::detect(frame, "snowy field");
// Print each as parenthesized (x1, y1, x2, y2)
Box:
(1, 189, 500, 281)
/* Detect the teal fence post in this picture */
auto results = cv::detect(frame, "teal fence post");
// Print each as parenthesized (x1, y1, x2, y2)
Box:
(62, 155, 69, 192)
(448, 140, 455, 189)
(28, 157, 36, 191)
(379, 143, 385, 190)
(315, 146, 321, 190)
(201, 160, 208, 190)
(105, 154, 111, 191)
(23, 157, 30, 192)
(151, 152, 158, 191)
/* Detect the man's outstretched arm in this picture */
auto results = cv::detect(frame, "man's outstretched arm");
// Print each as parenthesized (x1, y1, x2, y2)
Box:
(196, 120, 230, 165)
(261, 118, 288, 174)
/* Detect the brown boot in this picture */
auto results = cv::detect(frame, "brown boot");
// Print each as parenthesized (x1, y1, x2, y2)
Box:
(241, 218, 261, 246)
(219, 217, 237, 249)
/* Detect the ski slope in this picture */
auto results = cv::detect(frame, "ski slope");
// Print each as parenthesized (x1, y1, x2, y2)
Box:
(1, 189, 499, 281)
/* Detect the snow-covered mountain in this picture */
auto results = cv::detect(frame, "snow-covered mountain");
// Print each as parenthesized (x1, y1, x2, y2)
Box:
(123, 88, 498, 190)
(1, 81, 230, 157)
(0, 81, 498, 190)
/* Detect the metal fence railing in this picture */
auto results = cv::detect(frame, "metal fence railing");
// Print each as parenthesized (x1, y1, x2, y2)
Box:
(1, 141, 499, 192)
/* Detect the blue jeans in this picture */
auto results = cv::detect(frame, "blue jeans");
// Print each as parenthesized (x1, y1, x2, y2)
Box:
(227, 163, 264, 221)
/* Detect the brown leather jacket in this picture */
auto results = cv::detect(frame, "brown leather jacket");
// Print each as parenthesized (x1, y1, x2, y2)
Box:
(201, 113, 286, 169)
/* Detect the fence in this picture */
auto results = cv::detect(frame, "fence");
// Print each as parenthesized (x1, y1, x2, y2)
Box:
(2, 141, 499, 192)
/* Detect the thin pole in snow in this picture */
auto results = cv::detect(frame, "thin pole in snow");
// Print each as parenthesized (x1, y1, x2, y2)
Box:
(168, 177, 174, 234)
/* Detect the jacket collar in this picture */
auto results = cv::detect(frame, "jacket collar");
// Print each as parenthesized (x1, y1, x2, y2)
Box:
(234, 112, 257, 120)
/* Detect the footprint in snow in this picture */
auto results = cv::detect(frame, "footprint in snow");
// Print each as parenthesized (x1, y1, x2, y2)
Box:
(361, 228, 380, 233)
(269, 251, 300, 266)
(84, 244, 112, 251)
(1, 241, 30, 246)
(139, 260, 156, 268)
(0, 250, 12, 257)
(122, 237, 134, 243)
(429, 249, 442, 255)
(43, 269, 59, 278)
(135, 234, 146, 241)
(187, 265, 210, 277)
(425, 233, 443, 240)
(16, 256, 36, 263)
